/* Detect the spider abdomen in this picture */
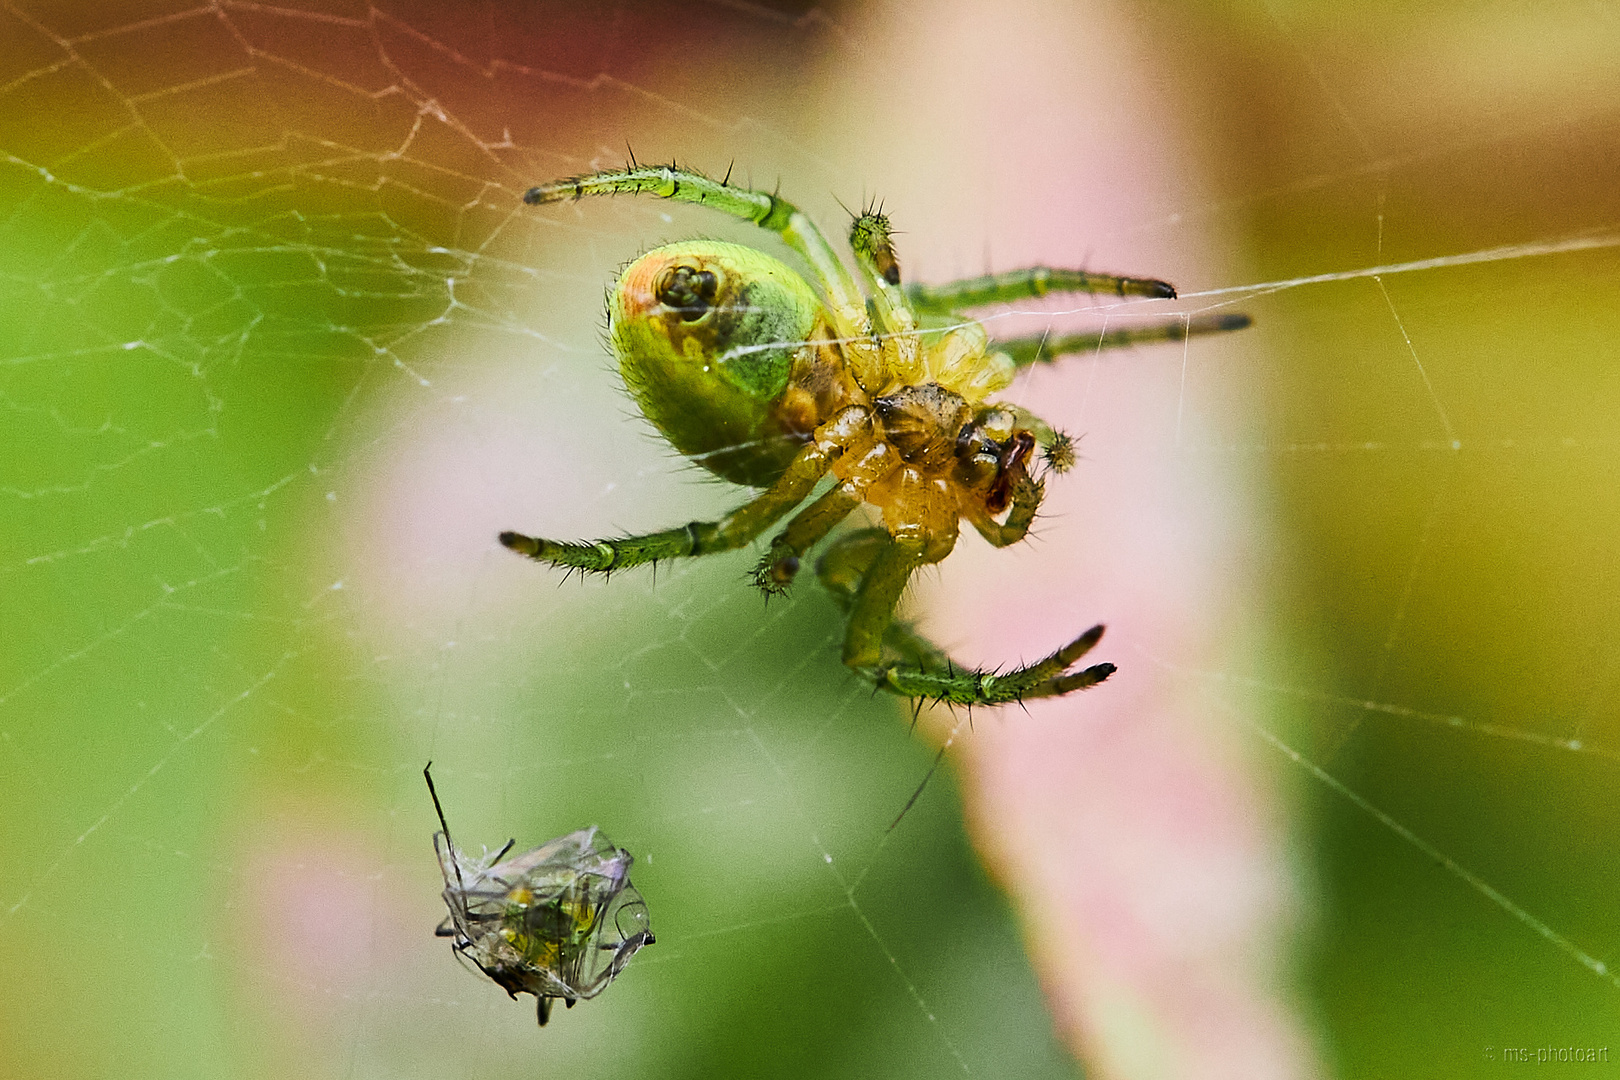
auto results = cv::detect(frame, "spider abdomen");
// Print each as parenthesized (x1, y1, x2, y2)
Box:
(610, 240, 829, 487)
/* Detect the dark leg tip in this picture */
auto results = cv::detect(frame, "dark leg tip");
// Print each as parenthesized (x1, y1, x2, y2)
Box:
(1053, 623, 1106, 665)
(1216, 312, 1253, 331)
(1044, 661, 1117, 697)
(1149, 280, 1177, 300)
(499, 531, 541, 558)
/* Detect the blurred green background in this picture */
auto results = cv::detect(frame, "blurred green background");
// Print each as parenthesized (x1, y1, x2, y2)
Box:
(3, 1, 1619, 1078)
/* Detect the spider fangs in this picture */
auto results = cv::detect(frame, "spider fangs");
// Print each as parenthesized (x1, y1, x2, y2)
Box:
(501, 166, 1249, 707)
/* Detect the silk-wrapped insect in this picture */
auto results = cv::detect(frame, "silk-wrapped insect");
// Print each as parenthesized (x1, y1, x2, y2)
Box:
(424, 764, 654, 1024)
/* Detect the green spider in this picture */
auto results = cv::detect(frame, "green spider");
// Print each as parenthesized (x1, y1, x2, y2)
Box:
(502, 165, 1248, 706)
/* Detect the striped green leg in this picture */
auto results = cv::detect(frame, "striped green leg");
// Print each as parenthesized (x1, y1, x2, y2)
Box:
(847, 211, 922, 383)
(525, 165, 883, 390)
(502, 407, 871, 575)
(839, 532, 929, 671)
(998, 312, 1252, 368)
(880, 623, 1116, 705)
(905, 265, 1179, 314)
(815, 530, 1116, 705)
(816, 529, 943, 669)
(753, 433, 898, 594)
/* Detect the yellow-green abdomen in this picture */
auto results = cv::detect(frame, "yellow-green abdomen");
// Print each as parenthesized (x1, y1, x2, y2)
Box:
(610, 241, 826, 487)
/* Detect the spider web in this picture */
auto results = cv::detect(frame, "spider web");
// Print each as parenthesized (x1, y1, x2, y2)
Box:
(3, 2, 1619, 1078)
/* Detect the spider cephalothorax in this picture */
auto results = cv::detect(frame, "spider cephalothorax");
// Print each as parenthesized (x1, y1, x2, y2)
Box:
(502, 165, 1248, 705)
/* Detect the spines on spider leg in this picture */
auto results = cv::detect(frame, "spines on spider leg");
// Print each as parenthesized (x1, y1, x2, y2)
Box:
(1004, 624, 1114, 697)
(524, 164, 795, 231)
(865, 624, 1115, 705)
(524, 164, 883, 392)
(750, 553, 797, 597)
(503, 412, 867, 578)
(998, 311, 1253, 368)
(905, 266, 1178, 316)
(867, 658, 1116, 704)
(499, 522, 710, 573)
(849, 208, 900, 286)
(500, 511, 773, 573)
(1003, 408, 1075, 475)
(1042, 431, 1076, 474)
(999, 473, 1044, 544)
(814, 527, 891, 611)
(751, 484, 866, 596)
(848, 207, 922, 384)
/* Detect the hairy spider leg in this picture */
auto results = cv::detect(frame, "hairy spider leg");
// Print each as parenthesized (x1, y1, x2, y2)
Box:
(753, 481, 866, 595)
(904, 265, 1179, 314)
(847, 211, 923, 384)
(816, 529, 944, 669)
(890, 622, 1115, 704)
(526, 165, 884, 391)
(997, 311, 1253, 368)
(752, 423, 900, 592)
(841, 533, 933, 671)
(815, 530, 1115, 705)
(500, 406, 873, 573)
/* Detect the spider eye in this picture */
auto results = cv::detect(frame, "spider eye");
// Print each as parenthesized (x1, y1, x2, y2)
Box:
(654, 265, 718, 321)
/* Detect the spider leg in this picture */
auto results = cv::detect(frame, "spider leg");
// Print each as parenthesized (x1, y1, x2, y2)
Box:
(879, 624, 1116, 705)
(815, 530, 1114, 705)
(526, 165, 883, 390)
(847, 211, 923, 384)
(503, 406, 872, 575)
(837, 530, 930, 671)
(751, 482, 864, 595)
(817, 529, 949, 670)
(905, 265, 1179, 314)
(997, 312, 1251, 368)
(753, 430, 897, 593)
